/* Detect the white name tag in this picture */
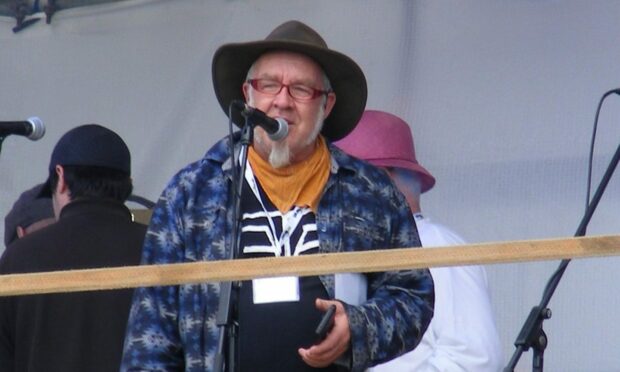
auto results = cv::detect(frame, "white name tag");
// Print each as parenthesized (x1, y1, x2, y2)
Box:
(335, 273, 367, 305)
(252, 276, 300, 304)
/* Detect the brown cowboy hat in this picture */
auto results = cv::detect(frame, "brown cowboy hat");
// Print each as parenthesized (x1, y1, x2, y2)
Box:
(211, 20, 367, 142)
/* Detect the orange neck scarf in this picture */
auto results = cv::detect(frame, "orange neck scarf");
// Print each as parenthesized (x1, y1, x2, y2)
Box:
(248, 136, 330, 213)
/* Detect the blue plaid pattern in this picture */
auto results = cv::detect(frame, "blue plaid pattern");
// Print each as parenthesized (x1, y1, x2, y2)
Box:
(120, 134, 434, 371)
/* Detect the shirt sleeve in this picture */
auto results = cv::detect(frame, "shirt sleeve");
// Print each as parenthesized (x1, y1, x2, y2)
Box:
(416, 264, 502, 372)
(120, 185, 187, 371)
(121, 158, 230, 371)
(370, 218, 502, 372)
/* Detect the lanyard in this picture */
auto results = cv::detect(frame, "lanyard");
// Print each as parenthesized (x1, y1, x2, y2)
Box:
(243, 163, 309, 256)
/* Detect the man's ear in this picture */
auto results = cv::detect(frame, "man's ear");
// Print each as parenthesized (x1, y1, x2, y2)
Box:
(242, 81, 251, 103)
(55, 165, 68, 194)
(322, 92, 336, 120)
(16, 226, 26, 239)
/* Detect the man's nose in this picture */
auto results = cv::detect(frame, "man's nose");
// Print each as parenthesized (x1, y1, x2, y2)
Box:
(273, 84, 295, 107)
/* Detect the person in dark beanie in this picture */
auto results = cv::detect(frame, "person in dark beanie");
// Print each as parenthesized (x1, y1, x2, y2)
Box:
(0, 124, 147, 372)
(122, 20, 433, 372)
(4, 183, 55, 247)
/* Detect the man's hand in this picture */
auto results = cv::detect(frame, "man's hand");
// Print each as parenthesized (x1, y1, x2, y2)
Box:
(298, 298, 350, 368)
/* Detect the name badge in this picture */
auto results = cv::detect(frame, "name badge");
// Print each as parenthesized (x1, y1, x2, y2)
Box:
(335, 273, 367, 305)
(252, 276, 300, 304)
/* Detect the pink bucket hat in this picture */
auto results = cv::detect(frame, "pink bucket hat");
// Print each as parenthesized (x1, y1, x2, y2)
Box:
(334, 110, 436, 193)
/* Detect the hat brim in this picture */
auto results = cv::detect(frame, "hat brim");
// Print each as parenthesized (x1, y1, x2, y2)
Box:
(212, 40, 367, 142)
(366, 158, 436, 193)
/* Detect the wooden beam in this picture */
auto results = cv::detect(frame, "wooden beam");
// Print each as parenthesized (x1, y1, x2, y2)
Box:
(1, 235, 619, 296)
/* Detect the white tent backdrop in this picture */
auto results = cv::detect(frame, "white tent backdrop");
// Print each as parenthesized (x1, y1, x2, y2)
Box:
(1, 1, 620, 370)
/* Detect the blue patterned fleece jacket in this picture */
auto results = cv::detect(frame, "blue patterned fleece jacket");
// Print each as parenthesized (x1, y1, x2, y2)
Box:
(121, 134, 434, 371)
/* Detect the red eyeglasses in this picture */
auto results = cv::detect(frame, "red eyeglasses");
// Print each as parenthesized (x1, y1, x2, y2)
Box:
(247, 79, 331, 101)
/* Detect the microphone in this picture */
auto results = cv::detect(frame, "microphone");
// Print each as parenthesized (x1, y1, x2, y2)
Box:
(0, 117, 45, 141)
(233, 101, 288, 141)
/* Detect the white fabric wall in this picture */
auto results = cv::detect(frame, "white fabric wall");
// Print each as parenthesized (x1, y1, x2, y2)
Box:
(1, 1, 619, 370)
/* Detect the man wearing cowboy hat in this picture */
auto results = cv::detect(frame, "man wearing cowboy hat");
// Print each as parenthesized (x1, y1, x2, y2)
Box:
(122, 21, 434, 372)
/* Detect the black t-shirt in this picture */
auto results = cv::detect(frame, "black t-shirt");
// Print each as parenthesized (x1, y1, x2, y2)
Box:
(237, 177, 338, 372)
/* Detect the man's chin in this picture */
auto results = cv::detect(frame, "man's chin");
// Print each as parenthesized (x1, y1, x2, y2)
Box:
(268, 142, 291, 168)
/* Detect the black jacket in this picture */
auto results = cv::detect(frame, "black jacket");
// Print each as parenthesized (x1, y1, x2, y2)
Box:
(0, 199, 146, 372)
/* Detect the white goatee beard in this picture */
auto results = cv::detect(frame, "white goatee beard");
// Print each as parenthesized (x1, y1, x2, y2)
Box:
(268, 141, 291, 168)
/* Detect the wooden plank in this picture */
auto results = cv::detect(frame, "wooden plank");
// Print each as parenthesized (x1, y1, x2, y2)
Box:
(1, 235, 619, 296)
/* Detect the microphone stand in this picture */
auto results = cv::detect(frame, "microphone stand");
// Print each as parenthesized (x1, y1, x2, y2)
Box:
(214, 105, 254, 372)
(504, 93, 620, 371)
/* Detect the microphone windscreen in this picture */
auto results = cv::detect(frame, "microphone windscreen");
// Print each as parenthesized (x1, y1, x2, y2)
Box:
(27, 117, 45, 141)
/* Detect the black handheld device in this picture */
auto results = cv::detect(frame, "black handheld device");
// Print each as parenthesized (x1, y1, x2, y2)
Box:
(315, 304, 337, 340)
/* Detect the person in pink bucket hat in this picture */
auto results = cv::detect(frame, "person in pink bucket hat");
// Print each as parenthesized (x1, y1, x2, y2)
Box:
(332, 109, 436, 193)
(335, 110, 502, 371)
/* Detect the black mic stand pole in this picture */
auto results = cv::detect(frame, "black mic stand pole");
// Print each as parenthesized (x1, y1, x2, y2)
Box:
(214, 108, 254, 372)
(504, 140, 620, 372)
